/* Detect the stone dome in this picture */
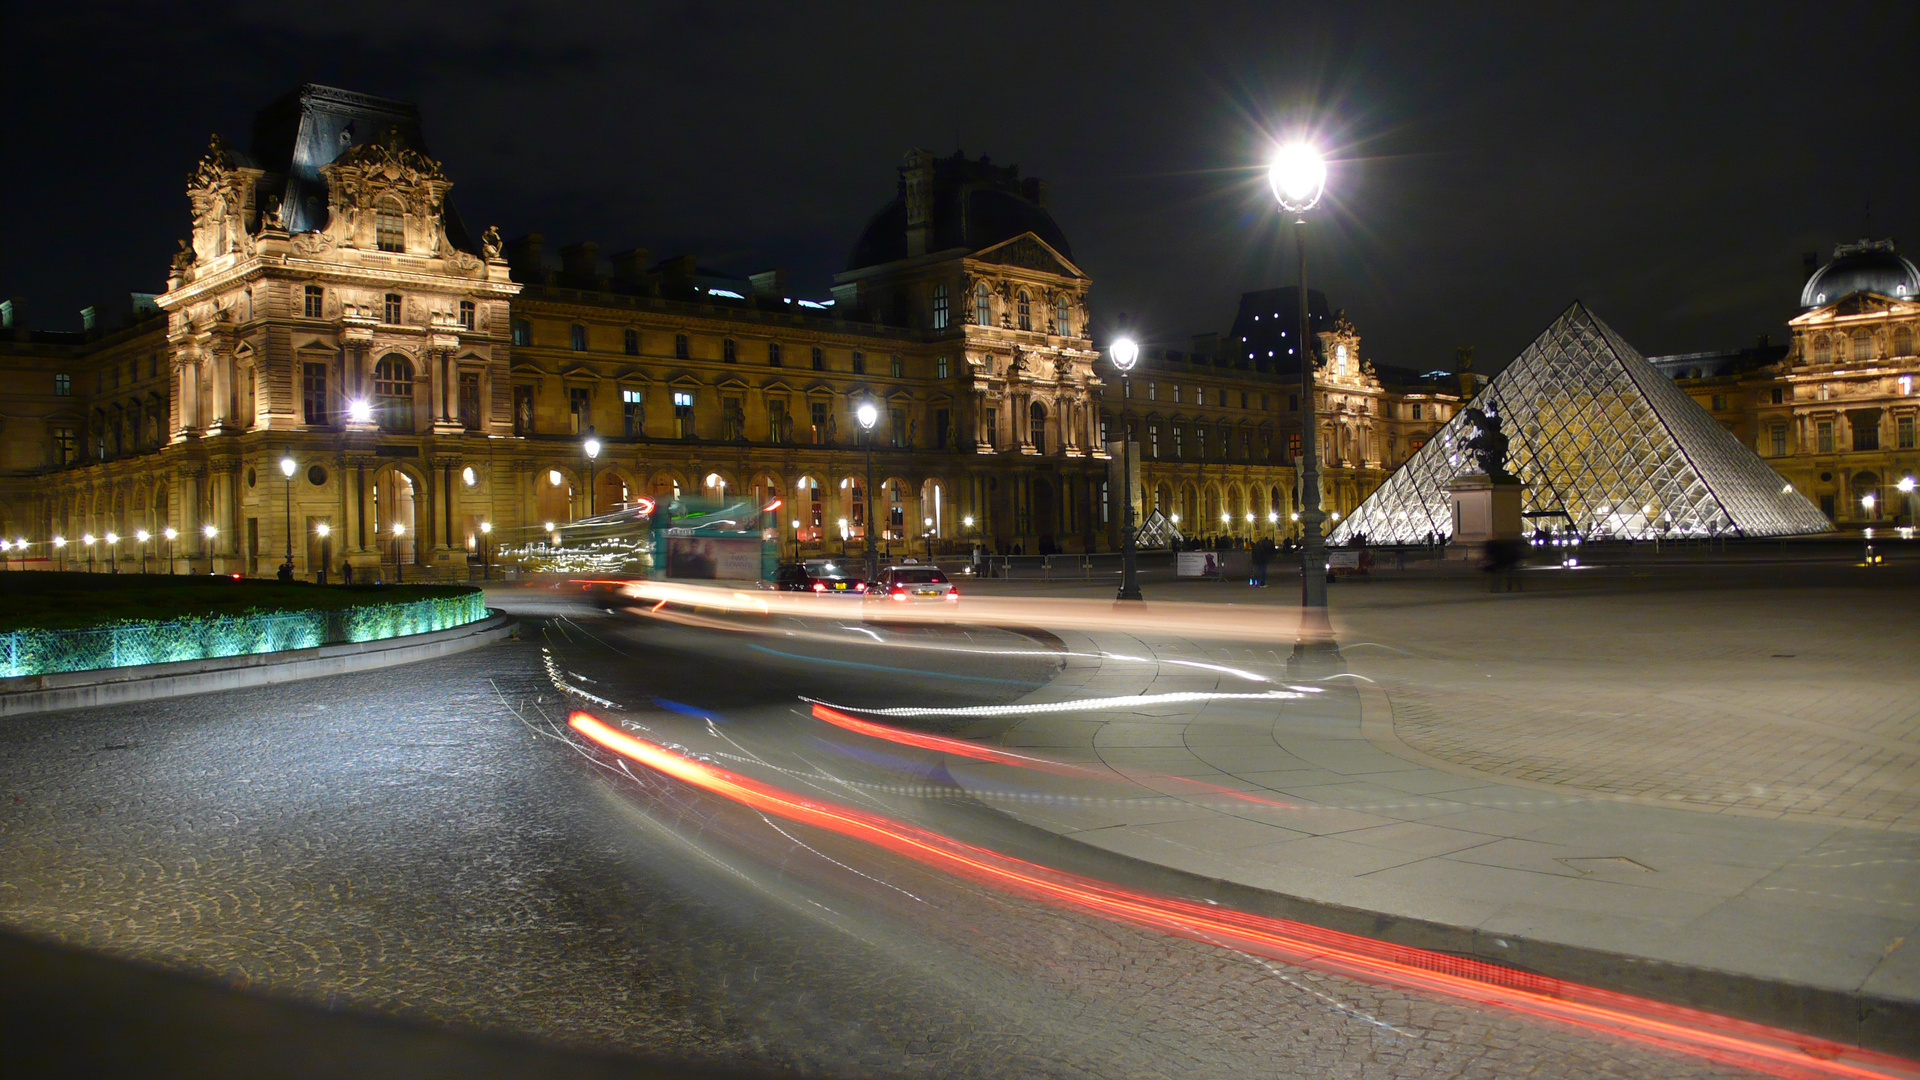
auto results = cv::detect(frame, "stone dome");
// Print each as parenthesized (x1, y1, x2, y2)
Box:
(1801, 240, 1919, 308)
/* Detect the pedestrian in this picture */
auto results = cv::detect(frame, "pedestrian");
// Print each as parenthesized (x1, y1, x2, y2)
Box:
(276, 559, 294, 582)
(341, 560, 355, 585)
(1251, 536, 1274, 587)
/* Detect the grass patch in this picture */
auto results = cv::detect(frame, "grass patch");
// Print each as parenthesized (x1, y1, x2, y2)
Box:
(0, 573, 478, 633)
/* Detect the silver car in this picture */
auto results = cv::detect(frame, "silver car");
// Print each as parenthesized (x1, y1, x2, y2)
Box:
(864, 564, 958, 606)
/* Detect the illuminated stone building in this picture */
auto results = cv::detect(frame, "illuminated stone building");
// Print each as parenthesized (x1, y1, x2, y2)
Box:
(1661, 240, 1920, 529)
(0, 83, 1461, 576)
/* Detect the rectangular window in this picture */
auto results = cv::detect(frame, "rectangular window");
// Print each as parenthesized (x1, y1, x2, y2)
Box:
(985, 408, 997, 448)
(1289, 432, 1302, 460)
(623, 389, 644, 437)
(384, 293, 402, 323)
(851, 351, 866, 374)
(722, 396, 744, 441)
(513, 385, 534, 435)
(1411, 402, 1422, 420)
(54, 373, 71, 396)
(673, 391, 695, 439)
(569, 387, 591, 434)
(1289, 394, 1298, 411)
(1148, 424, 1159, 459)
(723, 338, 737, 363)
(511, 319, 530, 346)
(52, 426, 77, 466)
(302, 362, 328, 425)
(1769, 424, 1787, 457)
(768, 398, 789, 442)
(1196, 387, 1205, 406)
(890, 407, 907, 447)
(1900, 415, 1915, 448)
(1172, 426, 1183, 459)
(932, 284, 949, 330)
(623, 328, 639, 355)
(674, 334, 690, 360)
(936, 356, 949, 379)
(459, 300, 475, 330)
(934, 408, 950, 448)
(890, 355, 904, 378)
(376, 210, 404, 252)
(304, 285, 324, 318)
(1175, 384, 1183, 403)
(768, 342, 782, 366)
(1852, 415, 1879, 452)
(570, 324, 587, 351)
(810, 401, 829, 444)
(1816, 420, 1833, 453)
(459, 372, 481, 430)
(1099, 416, 1109, 444)
(1711, 393, 1728, 412)
(1148, 382, 1157, 401)
(812, 346, 825, 371)
(1196, 427, 1207, 457)
(1770, 386, 1785, 405)
(1240, 391, 1248, 409)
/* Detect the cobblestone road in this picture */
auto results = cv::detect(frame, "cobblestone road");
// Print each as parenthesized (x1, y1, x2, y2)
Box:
(0, 600, 1780, 1078)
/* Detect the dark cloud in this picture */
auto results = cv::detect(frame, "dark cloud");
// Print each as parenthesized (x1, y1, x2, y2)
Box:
(5, 1, 1914, 369)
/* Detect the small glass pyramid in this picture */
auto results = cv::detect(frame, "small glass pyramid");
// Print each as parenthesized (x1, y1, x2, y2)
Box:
(1330, 303, 1831, 543)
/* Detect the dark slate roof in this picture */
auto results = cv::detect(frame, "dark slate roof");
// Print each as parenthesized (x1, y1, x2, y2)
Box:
(247, 84, 479, 255)
(1800, 239, 1918, 308)
(847, 151, 1071, 271)
(1228, 286, 1332, 374)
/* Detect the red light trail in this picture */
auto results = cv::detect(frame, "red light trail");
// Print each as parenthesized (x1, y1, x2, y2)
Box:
(568, 710, 1918, 1080)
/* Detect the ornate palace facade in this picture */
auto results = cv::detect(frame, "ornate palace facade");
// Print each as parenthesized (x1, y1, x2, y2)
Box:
(0, 84, 1451, 577)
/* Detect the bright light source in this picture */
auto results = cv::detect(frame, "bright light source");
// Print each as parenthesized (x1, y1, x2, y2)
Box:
(856, 402, 879, 430)
(315, 522, 331, 537)
(462, 466, 477, 486)
(543, 521, 555, 532)
(584, 437, 602, 459)
(83, 534, 95, 546)
(163, 527, 177, 540)
(136, 530, 150, 542)
(393, 523, 406, 536)
(203, 524, 218, 538)
(1268, 142, 1328, 212)
(1267, 512, 1279, 522)
(279, 455, 296, 478)
(53, 536, 66, 548)
(549, 470, 564, 487)
(347, 399, 372, 423)
(1900, 477, 1916, 493)
(105, 532, 119, 543)
(480, 522, 492, 534)
(1110, 337, 1139, 372)
(963, 515, 975, 528)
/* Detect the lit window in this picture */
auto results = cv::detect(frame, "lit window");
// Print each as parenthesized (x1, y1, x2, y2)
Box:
(931, 284, 949, 330)
(974, 284, 990, 326)
(1016, 291, 1031, 331)
(622, 388, 644, 437)
(1055, 296, 1071, 337)
(936, 356, 949, 379)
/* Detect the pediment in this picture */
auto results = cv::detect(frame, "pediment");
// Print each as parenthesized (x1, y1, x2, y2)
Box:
(762, 378, 795, 393)
(668, 373, 703, 388)
(716, 375, 750, 391)
(970, 233, 1084, 279)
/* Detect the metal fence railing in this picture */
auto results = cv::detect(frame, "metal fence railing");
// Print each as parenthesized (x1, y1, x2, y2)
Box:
(0, 592, 488, 679)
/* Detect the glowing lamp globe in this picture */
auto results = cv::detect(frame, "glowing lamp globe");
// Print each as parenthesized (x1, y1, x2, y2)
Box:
(279, 455, 296, 478)
(856, 402, 879, 430)
(584, 437, 602, 460)
(164, 527, 178, 540)
(1110, 337, 1139, 372)
(1268, 143, 1327, 212)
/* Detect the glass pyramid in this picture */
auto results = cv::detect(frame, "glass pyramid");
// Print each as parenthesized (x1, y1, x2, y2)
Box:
(1330, 303, 1831, 544)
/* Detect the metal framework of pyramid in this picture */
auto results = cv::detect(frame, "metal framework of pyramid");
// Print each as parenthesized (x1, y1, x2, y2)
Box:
(1330, 303, 1831, 544)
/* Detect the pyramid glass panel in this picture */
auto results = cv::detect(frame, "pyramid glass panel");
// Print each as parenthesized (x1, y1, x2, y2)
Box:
(1330, 303, 1830, 544)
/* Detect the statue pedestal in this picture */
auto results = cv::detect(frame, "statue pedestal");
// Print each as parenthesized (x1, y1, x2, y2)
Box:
(1446, 473, 1522, 560)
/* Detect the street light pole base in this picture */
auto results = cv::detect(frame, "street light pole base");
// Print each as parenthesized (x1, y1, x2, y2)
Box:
(1287, 606, 1345, 677)
(1113, 587, 1145, 607)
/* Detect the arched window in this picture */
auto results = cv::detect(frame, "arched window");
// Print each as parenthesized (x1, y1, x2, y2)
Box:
(1895, 326, 1914, 357)
(374, 354, 414, 432)
(974, 284, 990, 326)
(1055, 296, 1071, 337)
(1029, 401, 1047, 454)
(931, 284, 949, 330)
(1853, 330, 1872, 362)
(375, 201, 405, 252)
(1017, 291, 1031, 331)
(1812, 335, 1830, 364)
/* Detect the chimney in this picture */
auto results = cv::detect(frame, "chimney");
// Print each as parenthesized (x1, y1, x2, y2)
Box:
(901, 149, 934, 258)
(559, 241, 601, 288)
(504, 233, 547, 285)
(749, 268, 788, 303)
(610, 248, 651, 291)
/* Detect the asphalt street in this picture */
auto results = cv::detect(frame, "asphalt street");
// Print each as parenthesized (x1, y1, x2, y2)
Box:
(0, 585, 1780, 1078)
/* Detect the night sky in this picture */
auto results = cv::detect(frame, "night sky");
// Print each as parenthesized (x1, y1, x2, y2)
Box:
(6, 2, 1915, 371)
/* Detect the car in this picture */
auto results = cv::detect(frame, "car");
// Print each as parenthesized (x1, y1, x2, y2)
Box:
(768, 560, 867, 594)
(864, 564, 959, 606)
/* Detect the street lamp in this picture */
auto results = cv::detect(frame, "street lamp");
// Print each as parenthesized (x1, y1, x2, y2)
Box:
(479, 521, 493, 580)
(53, 535, 66, 573)
(856, 400, 879, 582)
(83, 533, 96, 573)
(279, 452, 297, 576)
(105, 531, 120, 573)
(391, 522, 406, 584)
(583, 429, 602, 517)
(163, 527, 177, 574)
(201, 523, 217, 576)
(1110, 336, 1144, 603)
(1269, 138, 1337, 664)
(136, 529, 151, 574)
(315, 522, 332, 585)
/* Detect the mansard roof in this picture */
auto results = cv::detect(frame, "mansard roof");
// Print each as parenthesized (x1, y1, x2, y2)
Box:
(846, 150, 1072, 271)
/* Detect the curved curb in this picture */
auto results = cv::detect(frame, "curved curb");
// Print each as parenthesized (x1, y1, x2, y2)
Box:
(0, 612, 516, 717)
(960, 627, 1919, 1057)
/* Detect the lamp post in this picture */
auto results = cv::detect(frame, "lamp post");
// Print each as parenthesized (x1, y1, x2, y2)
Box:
(583, 430, 601, 518)
(163, 527, 177, 574)
(106, 531, 120, 573)
(392, 522, 406, 584)
(479, 521, 493, 580)
(136, 529, 151, 574)
(279, 452, 297, 576)
(315, 522, 332, 585)
(924, 516, 935, 563)
(201, 523, 217, 576)
(856, 400, 879, 582)
(53, 536, 66, 573)
(1110, 336, 1144, 603)
(1269, 140, 1338, 664)
(83, 534, 95, 573)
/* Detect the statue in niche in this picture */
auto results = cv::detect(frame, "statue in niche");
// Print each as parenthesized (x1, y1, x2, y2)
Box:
(1461, 405, 1514, 481)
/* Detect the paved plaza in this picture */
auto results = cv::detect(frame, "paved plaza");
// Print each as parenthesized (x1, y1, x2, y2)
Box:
(950, 553, 1920, 1046)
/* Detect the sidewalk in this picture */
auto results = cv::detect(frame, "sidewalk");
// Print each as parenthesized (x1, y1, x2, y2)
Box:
(942, 560, 1920, 1052)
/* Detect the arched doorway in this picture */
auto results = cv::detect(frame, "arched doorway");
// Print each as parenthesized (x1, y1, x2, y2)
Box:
(536, 466, 574, 528)
(795, 476, 823, 544)
(595, 468, 634, 514)
(920, 479, 945, 539)
(370, 465, 419, 571)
